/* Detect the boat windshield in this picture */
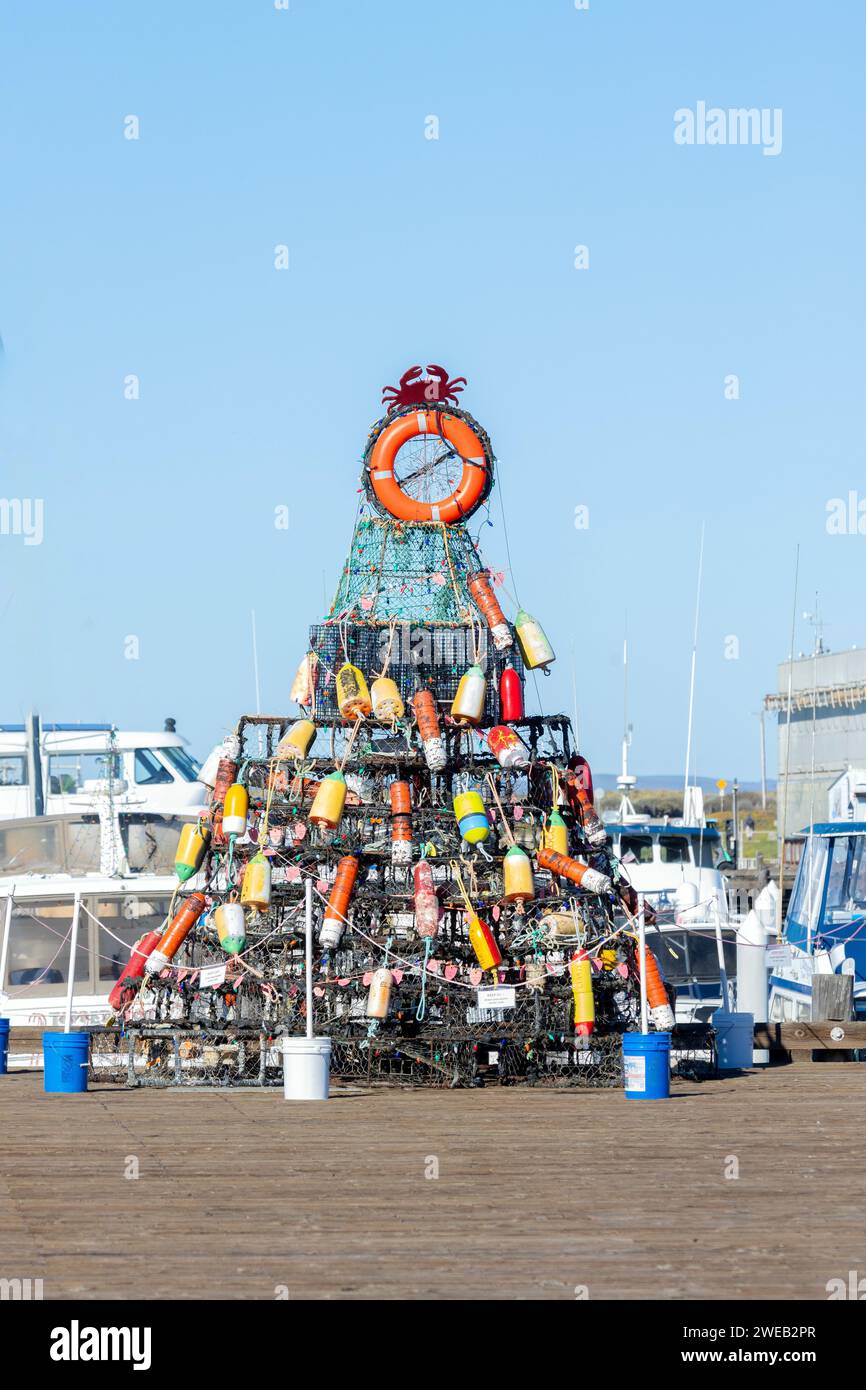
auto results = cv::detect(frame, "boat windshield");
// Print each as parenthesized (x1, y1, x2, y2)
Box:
(786, 835, 829, 940)
(649, 928, 736, 985)
(162, 746, 201, 782)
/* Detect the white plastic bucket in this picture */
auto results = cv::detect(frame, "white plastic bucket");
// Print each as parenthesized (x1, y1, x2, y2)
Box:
(282, 1037, 331, 1101)
(712, 1010, 754, 1071)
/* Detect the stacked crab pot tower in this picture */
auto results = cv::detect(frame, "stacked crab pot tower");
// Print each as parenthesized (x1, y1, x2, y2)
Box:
(111, 369, 674, 1088)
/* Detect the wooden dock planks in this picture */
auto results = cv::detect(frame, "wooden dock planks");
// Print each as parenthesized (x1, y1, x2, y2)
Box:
(1, 1066, 865, 1300)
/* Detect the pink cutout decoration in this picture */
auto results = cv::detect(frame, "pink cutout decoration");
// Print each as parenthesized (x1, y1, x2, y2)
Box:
(492, 905, 501, 921)
(426, 958, 441, 975)
(360, 595, 374, 611)
(616, 962, 629, 978)
(313, 986, 325, 998)
(285, 866, 301, 882)
(444, 963, 458, 981)
(469, 967, 483, 986)
(316, 879, 329, 895)
(391, 969, 403, 984)
(513, 805, 524, 820)
(337, 977, 350, 987)
(362, 971, 373, 986)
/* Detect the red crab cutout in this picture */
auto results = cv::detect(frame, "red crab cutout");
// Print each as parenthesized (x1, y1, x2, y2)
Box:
(381, 364, 467, 411)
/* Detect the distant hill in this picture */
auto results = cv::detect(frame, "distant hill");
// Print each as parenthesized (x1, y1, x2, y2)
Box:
(592, 773, 775, 794)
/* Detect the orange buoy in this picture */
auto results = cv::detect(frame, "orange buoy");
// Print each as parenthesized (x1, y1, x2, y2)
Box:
(468, 571, 512, 651)
(145, 893, 207, 974)
(638, 946, 676, 1029)
(320, 855, 359, 949)
(536, 847, 612, 896)
(368, 410, 489, 524)
(412, 689, 446, 771)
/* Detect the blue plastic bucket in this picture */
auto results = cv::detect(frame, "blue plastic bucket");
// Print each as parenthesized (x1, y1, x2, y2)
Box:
(0, 1018, 9, 1074)
(623, 1031, 671, 1099)
(43, 1031, 89, 1093)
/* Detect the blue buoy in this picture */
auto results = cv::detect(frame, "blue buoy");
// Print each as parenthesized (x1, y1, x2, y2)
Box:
(0, 1018, 9, 1074)
(623, 1031, 671, 1099)
(43, 1031, 89, 1093)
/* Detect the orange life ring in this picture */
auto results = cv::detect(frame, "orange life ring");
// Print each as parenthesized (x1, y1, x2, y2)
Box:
(368, 410, 488, 523)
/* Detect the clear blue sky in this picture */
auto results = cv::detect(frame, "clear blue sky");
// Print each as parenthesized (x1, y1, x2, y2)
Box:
(2, 0, 863, 782)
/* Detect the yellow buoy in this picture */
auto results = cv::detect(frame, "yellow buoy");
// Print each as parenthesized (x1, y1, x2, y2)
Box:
(174, 822, 210, 882)
(310, 770, 347, 830)
(542, 810, 569, 855)
(240, 852, 271, 911)
(451, 663, 486, 725)
(276, 719, 316, 761)
(371, 676, 404, 724)
(453, 789, 490, 844)
(222, 783, 248, 838)
(503, 843, 535, 902)
(515, 610, 555, 670)
(336, 663, 371, 720)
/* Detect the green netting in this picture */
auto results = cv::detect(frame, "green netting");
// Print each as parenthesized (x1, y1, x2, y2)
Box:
(328, 518, 487, 625)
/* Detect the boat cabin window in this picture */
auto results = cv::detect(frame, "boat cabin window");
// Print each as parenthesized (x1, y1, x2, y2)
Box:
(824, 835, 866, 919)
(95, 895, 173, 981)
(124, 816, 187, 874)
(5, 900, 89, 993)
(659, 835, 691, 864)
(134, 749, 173, 785)
(649, 928, 736, 985)
(620, 834, 654, 864)
(0, 755, 27, 786)
(48, 752, 121, 794)
(162, 746, 200, 782)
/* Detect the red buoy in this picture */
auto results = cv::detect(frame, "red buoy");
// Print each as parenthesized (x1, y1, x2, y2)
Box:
(499, 664, 523, 722)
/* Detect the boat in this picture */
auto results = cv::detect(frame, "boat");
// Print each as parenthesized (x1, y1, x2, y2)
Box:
(0, 810, 182, 1038)
(0, 716, 205, 820)
(768, 821, 866, 1022)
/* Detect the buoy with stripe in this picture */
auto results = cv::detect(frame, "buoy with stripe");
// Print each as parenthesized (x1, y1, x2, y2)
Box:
(569, 950, 595, 1036)
(336, 663, 371, 720)
(486, 724, 530, 769)
(468, 912, 502, 972)
(222, 784, 248, 838)
(371, 676, 404, 724)
(451, 663, 486, 726)
(174, 821, 210, 882)
(536, 846, 612, 896)
(145, 892, 207, 974)
(368, 409, 489, 524)
(241, 852, 271, 911)
(108, 929, 163, 1008)
(499, 664, 523, 721)
(503, 843, 535, 902)
(310, 770, 347, 830)
(214, 899, 246, 954)
(276, 719, 316, 761)
(366, 967, 394, 1020)
(542, 810, 569, 855)
(389, 779, 413, 864)
(412, 689, 446, 771)
(514, 610, 555, 670)
(468, 570, 512, 650)
(320, 854, 359, 948)
(639, 946, 676, 1030)
(453, 788, 490, 844)
(567, 775, 608, 848)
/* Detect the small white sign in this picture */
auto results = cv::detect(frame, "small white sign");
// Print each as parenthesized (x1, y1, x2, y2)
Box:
(476, 985, 516, 1011)
(624, 1054, 646, 1092)
(765, 946, 791, 967)
(199, 964, 227, 988)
